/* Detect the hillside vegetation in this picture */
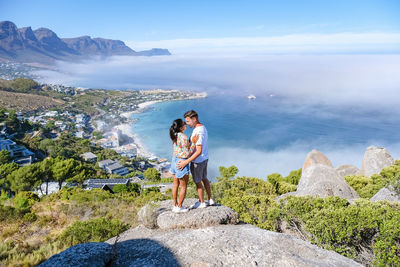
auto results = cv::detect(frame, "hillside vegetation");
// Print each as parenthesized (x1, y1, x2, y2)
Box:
(1, 162, 400, 266)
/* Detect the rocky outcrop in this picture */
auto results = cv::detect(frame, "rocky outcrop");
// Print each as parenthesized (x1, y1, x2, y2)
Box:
(295, 164, 359, 200)
(41, 200, 362, 267)
(105, 224, 362, 267)
(138, 199, 239, 229)
(362, 146, 394, 177)
(370, 186, 400, 203)
(302, 149, 333, 171)
(38, 242, 112, 267)
(335, 164, 361, 178)
(279, 150, 359, 201)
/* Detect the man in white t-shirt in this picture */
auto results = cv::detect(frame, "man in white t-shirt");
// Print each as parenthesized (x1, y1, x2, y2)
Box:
(177, 110, 214, 208)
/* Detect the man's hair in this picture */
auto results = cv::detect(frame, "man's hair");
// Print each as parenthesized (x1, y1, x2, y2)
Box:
(184, 110, 198, 119)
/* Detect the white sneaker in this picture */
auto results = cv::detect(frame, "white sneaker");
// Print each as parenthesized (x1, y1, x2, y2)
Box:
(208, 199, 215, 206)
(190, 201, 208, 209)
(177, 206, 189, 213)
(172, 206, 180, 213)
(198, 202, 207, 209)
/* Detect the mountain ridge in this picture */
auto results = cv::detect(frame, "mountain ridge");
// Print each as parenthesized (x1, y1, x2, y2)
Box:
(0, 21, 171, 65)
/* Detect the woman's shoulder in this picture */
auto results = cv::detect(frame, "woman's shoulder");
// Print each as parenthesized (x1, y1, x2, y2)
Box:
(177, 132, 188, 138)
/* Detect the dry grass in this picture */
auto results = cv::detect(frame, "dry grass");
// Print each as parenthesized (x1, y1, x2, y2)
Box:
(0, 90, 64, 112)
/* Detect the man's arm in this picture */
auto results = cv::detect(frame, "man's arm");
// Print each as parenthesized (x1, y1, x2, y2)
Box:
(177, 144, 202, 170)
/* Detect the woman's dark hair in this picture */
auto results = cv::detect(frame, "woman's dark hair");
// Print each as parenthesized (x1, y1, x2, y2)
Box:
(169, 118, 185, 144)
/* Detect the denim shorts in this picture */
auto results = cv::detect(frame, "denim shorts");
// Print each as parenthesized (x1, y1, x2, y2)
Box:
(169, 156, 190, 178)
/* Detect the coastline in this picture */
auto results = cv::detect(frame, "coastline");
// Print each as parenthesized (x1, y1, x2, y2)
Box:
(108, 92, 207, 164)
(116, 101, 161, 159)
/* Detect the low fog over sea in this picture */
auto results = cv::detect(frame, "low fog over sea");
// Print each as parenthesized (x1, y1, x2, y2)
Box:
(35, 53, 400, 179)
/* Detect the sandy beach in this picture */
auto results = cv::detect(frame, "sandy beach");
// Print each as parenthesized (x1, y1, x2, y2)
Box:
(115, 100, 161, 158)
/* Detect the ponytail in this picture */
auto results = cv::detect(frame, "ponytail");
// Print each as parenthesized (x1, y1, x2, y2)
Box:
(169, 118, 185, 144)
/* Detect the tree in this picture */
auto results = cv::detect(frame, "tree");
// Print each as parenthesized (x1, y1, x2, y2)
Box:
(7, 164, 41, 192)
(143, 168, 161, 182)
(38, 158, 55, 195)
(52, 158, 82, 189)
(0, 150, 11, 165)
(6, 109, 20, 132)
(0, 162, 19, 191)
(66, 164, 96, 185)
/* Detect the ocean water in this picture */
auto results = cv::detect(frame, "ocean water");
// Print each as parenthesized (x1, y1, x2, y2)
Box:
(131, 93, 400, 180)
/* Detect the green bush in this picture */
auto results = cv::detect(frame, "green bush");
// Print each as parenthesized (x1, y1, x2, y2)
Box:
(13, 192, 40, 213)
(0, 205, 18, 222)
(113, 184, 128, 193)
(143, 168, 161, 182)
(219, 176, 278, 230)
(114, 183, 141, 194)
(345, 161, 400, 198)
(143, 186, 160, 195)
(23, 212, 37, 222)
(266, 169, 300, 195)
(58, 217, 129, 247)
(345, 174, 384, 198)
(276, 196, 400, 265)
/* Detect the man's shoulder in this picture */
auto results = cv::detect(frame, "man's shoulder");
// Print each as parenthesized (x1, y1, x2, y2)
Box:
(194, 125, 207, 134)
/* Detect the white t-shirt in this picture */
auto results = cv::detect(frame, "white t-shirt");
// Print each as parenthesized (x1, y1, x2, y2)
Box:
(191, 125, 208, 163)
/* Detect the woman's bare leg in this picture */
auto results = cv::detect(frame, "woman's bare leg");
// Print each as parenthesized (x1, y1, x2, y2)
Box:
(177, 174, 189, 207)
(172, 175, 178, 207)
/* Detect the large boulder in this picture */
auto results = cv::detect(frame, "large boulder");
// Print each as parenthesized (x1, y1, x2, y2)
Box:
(370, 186, 400, 203)
(302, 149, 333, 171)
(106, 224, 362, 267)
(138, 199, 239, 229)
(335, 164, 361, 178)
(362, 146, 394, 177)
(290, 164, 359, 201)
(38, 242, 112, 267)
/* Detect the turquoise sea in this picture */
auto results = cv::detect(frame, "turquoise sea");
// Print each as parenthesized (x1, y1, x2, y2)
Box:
(131, 93, 400, 180)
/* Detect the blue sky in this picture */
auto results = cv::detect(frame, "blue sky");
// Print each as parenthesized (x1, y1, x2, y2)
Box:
(1, 0, 399, 42)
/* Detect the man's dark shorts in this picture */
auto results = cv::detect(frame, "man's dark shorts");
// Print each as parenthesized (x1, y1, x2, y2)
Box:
(190, 159, 208, 183)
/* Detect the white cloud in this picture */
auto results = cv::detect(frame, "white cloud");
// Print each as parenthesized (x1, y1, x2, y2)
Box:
(209, 141, 400, 179)
(34, 53, 400, 114)
(127, 32, 400, 55)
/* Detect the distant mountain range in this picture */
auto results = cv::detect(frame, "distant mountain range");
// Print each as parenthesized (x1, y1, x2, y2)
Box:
(0, 21, 171, 65)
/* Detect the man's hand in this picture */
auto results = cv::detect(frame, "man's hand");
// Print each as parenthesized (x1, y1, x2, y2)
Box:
(177, 159, 188, 170)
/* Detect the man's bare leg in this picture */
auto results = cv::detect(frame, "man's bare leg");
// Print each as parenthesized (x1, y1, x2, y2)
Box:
(202, 178, 212, 201)
(195, 182, 205, 203)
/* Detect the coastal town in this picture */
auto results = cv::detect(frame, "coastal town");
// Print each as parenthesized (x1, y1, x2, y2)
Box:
(0, 75, 207, 195)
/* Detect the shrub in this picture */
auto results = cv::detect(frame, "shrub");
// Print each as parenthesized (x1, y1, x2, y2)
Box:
(13, 192, 40, 213)
(345, 174, 384, 198)
(23, 212, 37, 222)
(113, 184, 128, 193)
(0, 205, 18, 222)
(143, 168, 161, 182)
(58, 217, 129, 247)
(219, 176, 278, 230)
(275, 196, 400, 265)
(345, 161, 400, 198)
(143, 186, 160, 195)
(267, 170, 300, 195)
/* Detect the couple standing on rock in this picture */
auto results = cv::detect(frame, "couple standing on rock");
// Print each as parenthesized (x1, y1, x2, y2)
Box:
(169, 110, 214, 213)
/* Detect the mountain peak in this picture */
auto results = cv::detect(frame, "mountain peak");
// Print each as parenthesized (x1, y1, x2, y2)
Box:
(0, 20, 171, 64)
